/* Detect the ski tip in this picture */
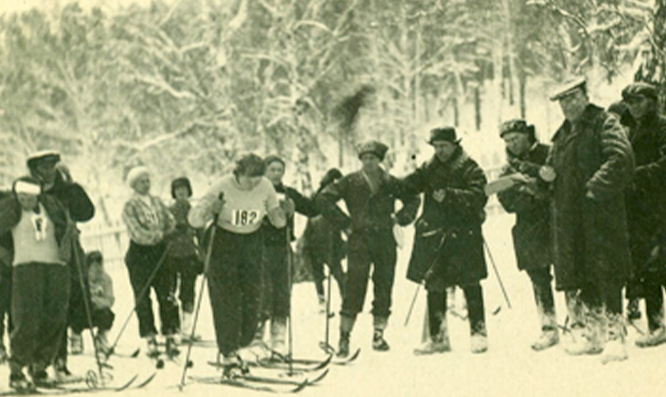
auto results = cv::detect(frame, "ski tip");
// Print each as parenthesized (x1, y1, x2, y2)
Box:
(347, 348, 361, 362)
(131, 348, 141, 358)
(291, 379, 308, 393)
(115, 374, 139, 391)
(492, 306, 502, 315)
(310, 368, 329, 384)
(135, 372, 157, 389)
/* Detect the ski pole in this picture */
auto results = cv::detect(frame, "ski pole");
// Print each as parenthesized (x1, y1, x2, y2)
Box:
(404, 283, 422, 327)
(285, 225, 294, 377)
(483, 238, 512, 309)
(106, 242, 171, 358)
(404, 230, 447, 327)
(179, 197, 222, 390)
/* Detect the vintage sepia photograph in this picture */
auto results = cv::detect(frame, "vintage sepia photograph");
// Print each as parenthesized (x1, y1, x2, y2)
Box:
(0, 0, 665, 396)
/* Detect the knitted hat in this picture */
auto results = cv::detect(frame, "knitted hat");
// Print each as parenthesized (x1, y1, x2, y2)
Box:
(622, 82, 658, 102)
(126, 166, 150, 189)
(428, 127, 460, 145)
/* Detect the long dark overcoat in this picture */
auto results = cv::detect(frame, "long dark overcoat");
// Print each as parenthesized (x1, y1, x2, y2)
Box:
(548, 104, 634, 291)
(624, 110, 666, 279)
(403, 148, 488, 291)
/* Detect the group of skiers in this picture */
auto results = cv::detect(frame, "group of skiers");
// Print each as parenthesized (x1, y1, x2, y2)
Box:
(1, 76, 665, 390)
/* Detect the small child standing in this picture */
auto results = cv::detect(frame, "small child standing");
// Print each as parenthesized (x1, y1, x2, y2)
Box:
(86, 251, 115, 360)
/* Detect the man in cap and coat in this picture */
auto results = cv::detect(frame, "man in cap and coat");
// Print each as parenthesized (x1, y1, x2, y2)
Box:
(317, 140, 420, 357)
(402, 127, 489, 355)
(26, 150, 95, 382)
(496, 119, 558, 351)
(548, 78, 634, 364)
(620, 82, 666, 348)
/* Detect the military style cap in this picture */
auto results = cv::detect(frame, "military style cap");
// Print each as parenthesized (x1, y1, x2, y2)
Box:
(428, 127, 461, 145)
(499, 119, 534, 138)
(549, 77, 587, 101)
(622, 82, 658, 101)
(26, 150, 61, 170)
(356, 140, 389, 161)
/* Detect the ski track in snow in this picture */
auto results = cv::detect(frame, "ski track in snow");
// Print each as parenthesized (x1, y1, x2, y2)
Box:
(1, 214, 665, 397)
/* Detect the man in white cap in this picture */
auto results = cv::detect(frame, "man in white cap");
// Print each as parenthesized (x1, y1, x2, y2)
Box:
(27, 150, 95, 382)
(547, 77, 634, 363)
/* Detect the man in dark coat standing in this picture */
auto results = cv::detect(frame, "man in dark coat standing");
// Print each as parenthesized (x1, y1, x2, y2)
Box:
(548, 78, 634, 364)
(27, 151, 95, 381)
(317, 140, 420, 357)
(621, 82, 666, 348)
(496, 119, 558, 351)
(402, 127, 489, 355)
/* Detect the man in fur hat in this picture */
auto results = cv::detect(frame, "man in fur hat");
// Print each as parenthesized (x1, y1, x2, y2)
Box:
(317, 140, 420, 357)
(496, 119, 558, 351)
(402, 127, 490, 355)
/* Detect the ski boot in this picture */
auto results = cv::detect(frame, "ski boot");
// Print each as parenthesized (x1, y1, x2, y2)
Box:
(270, 317, 288, 359)
(29, 367, 56, 388)
(531, 327, 559, 351)
(601, 314, 628, 364)
(636, 325, 666, 348)
(54, 359, 83, 384)
(337, 332, 350, 358)
(221, 353, 248, 379)
(69, 332, 83, 355)
(9, 372, 35, 393)
(166, 335, 181, 358)
(372, 329, 390, 352)
(145, 335, 160, 358)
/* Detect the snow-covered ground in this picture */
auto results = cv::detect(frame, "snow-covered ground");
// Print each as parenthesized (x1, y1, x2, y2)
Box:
(2, 213, 665, 397)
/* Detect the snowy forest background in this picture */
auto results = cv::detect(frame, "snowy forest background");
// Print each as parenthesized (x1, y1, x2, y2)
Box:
(0, 0, 665, 228)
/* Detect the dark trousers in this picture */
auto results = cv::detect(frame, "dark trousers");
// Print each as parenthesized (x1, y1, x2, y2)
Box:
(9, 263, 70, 374)
(342, 229, 396, 319)
(642, 273, 666, 331)
(91, 308, 115, 332)
(427, 284, 486, 336)
(526, 267, 556, 319)
(305, 248, 346, 301)
(207, 228, 262, 356)
(124, 241, 180, 337)
(0, 265, 11, 343)
(572, 281, 623, 322)
(261, 243, 291, 319)
(166, 255, 201, 313)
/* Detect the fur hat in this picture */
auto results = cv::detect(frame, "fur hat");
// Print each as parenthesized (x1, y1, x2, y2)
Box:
(499, 119, 536, 142)
(622, 82, 658, 102)
(356, 140, 389, 161)
(428, 127, 460, 145)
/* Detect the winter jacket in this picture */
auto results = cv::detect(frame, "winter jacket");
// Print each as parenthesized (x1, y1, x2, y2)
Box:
(262, 183, 318, 246)
(42, 173, 95, 223)
(89, 266, 114, 309)
(167, 200, 200, 258)
(548, 104, 634, 291)
(402, 147, 488, 290)
(497, 143, 552, 271)
(0, 194, 76, 264)
(316, 169, 420, 234)
(624, 110, 666, 277)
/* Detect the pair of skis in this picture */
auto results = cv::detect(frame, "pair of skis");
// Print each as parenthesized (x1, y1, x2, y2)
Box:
(0, 372, 156, 396)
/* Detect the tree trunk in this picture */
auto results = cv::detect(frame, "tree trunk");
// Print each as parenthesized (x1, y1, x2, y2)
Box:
(519, 70, 527, 119)
(474, 86, 481, 131)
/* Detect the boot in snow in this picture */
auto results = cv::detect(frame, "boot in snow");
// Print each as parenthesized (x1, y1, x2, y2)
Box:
(565, 308, 605, 356)
(69, 332, 83, 355)
(531, 327, 559, 351)
(145, 335, 160, 358)
(601, 314, 627, 364)
(9, 372, 34, 393)
(337, 332, 350, 358)
(270, 317, 288, 358)
(635, 325, 666, 348)
(626, 298, 641, 321)
(372, 316, 390, 352)
(166, 335, 180, 358)
(470, 333, 488, 354)
(415, 313, 450, 355)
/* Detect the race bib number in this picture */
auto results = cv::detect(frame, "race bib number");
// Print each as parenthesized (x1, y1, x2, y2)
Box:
(231, 209, 260, 226)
